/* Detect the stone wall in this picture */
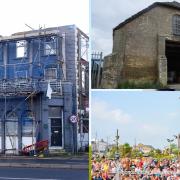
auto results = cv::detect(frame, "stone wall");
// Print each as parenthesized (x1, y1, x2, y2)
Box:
(101, 53, 122, 88)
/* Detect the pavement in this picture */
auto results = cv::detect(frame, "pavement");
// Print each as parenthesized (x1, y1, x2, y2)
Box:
(0, 155, 88, 170)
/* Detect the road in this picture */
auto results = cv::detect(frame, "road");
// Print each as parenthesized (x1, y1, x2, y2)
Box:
(0, 167, 88, 180)
(0, 156, 88, 169)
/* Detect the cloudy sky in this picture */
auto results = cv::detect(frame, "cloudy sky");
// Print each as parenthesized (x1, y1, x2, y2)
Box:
(92, 0, 180, 56)
(0, 0, 89, 36)
(91, 91, 180, 149)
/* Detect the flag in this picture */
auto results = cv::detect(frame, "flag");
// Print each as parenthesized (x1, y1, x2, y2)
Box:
(46, 81, 52, 99)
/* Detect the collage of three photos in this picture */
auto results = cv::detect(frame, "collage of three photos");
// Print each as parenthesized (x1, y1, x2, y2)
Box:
(91, 0, 180, 179)
(0, 0, 180, 179)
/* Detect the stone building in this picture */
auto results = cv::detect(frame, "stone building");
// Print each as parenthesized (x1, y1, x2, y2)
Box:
(102, 1, 180, 88)
(91, 139, 108, 153)
(0, 25, 89, 154)
(134, 143, 154, 154)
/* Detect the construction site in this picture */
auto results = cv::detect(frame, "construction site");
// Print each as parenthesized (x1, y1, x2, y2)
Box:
(0, 24, 89, 155)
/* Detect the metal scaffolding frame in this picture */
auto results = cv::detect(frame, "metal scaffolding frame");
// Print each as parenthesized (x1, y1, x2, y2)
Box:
(91, 52, 103, 89)
(77, 30, 89, 151)
(0, 28, 65, 154)
(0, 28, 65, 97)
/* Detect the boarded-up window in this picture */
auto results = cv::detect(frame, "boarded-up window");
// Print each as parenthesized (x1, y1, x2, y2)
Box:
(22, 117, 33, 136)
(6, 113, 18, 136)
(45, 68, 57, 80)
(22, 111, 35, 136)
(173, 15, 180, 35)
(16, 70, 27, 79)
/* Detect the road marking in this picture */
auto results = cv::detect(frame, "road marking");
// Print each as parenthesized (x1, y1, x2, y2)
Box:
(0, 177, 61, 180)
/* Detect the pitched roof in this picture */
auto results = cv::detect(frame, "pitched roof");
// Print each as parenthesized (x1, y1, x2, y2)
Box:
(113, 1, 180, 32)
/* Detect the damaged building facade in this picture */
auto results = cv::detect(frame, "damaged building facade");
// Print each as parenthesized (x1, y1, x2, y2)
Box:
(0, 25, 89, 154)
(102, 1, 180, 88)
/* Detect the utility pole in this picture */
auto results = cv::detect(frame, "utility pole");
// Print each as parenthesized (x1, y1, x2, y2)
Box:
(173, 134, 180, 158)
(94, 132, 98, 152)
(115, 129, 120, 180)
(178, 134, 180, 159)
(178, 134, 180, 149)
(106, 136, 109, 152)
(167, 138, 174, 154)
(115, 129, 119, 152)
(134, 138, 137, 149)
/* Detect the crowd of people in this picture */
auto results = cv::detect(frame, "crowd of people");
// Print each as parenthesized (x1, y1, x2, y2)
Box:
(91, 156, 180, 179)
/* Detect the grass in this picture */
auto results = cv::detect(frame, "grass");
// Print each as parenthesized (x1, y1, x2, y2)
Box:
(89, 145, 92, 180)
(117, 81, 167, 89)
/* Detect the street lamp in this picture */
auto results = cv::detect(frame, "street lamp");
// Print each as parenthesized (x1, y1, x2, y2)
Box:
(167, 138, 174, 154)
(114, 129, 121, 180)
(173, 134, 180, 158)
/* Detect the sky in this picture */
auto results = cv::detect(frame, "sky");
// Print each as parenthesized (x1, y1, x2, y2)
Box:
(91, 91, 180, 149)
(92, 0, 180, 56)
(0, 0, 89, 36)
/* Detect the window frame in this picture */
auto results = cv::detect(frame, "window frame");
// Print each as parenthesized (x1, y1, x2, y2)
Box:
(172, 15, 180, 35)
(44, 36, 57, 56)
(6, 112, 18, 136)
(16, 40, 28, 58)
(16, 70, 28, 79)
(44, 67, 57, 80)
(81, 65, 86, 89)
(0, 43, 3, 61)
(83, 119, 89, 133)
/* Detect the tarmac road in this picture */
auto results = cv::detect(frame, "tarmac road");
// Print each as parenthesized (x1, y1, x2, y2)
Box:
(0, 156, 88, 169)
(0, 167, 88, 180)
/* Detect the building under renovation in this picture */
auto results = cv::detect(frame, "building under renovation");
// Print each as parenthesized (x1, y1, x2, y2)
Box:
(102, 1, 180, 89)
(0, 25, 89, 154)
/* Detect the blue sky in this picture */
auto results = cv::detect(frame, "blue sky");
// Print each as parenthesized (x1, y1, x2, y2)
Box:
(91, 91, 180, 149)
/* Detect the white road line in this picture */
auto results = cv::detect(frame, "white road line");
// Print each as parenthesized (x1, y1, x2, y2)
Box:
(0, 177, 61, 180)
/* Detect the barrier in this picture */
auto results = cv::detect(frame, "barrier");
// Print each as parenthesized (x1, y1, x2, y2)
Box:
(21, 140, 48, 156)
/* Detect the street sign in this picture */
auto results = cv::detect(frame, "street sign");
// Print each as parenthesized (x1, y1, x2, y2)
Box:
(70, 115, 78, 123)
(115, 153, 120, 159)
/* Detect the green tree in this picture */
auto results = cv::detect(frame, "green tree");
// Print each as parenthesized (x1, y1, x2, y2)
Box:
(170, 143, 180, 157)
(108, 146, 120, 158)
(131, 149, 143, 158)
(120, 143, 132, 158)
(108, 143, 132, 158)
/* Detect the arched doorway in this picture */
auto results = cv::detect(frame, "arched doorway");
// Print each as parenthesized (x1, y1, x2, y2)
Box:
(21, 110, 36, 149)
(5, 111, 18, 154)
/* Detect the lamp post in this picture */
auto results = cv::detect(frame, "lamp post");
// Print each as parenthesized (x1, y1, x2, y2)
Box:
(114, 129, 121, 180)
(173, 134, 180, 158)
(167, 138, 174, 155)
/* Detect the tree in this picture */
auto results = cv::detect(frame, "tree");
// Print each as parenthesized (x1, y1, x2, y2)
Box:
(120, 143, 132, 157)
(107, 143, 132, 158)
(131, 149, 143, 158)
(170, 143, 180, 156)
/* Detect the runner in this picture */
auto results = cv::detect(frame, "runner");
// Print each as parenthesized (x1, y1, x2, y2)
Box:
(91, 156, 180, 180)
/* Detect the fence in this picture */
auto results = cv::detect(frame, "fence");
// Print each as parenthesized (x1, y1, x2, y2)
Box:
(91, 52, 103, 89)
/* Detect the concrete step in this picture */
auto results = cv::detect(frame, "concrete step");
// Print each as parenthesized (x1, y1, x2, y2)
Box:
(168, 84, 180, 90)
(48, 149, 68, 156)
